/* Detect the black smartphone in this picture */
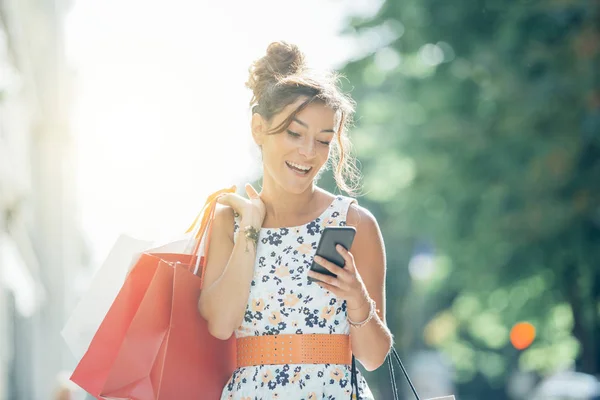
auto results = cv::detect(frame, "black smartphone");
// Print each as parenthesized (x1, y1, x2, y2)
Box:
(308, 226, 356, 282)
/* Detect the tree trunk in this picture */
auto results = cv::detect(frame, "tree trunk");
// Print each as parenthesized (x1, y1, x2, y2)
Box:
(565, 261, 599, 375)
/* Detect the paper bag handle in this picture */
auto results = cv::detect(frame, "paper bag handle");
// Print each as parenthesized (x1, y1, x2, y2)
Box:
(185, 185, 236, 284)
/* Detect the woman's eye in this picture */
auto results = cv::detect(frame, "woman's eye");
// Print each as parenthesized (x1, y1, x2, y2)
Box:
(318, 140, 331, 146)
(286, 130, 300, 138)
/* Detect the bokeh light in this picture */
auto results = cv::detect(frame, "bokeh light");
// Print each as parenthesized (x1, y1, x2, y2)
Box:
(510, 322, 536, 350)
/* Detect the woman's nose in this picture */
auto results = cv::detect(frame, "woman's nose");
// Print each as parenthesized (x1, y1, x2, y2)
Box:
(298, 138, 316, 158)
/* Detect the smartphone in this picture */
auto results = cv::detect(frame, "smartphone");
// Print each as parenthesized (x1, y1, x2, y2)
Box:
(308, 226, 356, 282)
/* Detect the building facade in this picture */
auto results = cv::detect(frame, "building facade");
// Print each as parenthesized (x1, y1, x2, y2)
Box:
(0, 0, 84, 398)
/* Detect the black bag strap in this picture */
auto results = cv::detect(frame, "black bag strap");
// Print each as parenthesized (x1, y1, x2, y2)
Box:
(351, 355, 360, 398)
(387, 350, 399, 400)
(389, 348, 421, 400)
(350, 348, 421, 400)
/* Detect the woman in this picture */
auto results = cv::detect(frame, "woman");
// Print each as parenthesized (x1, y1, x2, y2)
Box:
(199, 41, 393, 400)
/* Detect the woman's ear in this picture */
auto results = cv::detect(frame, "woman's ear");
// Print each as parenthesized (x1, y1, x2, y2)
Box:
(251, 113, 266, 146)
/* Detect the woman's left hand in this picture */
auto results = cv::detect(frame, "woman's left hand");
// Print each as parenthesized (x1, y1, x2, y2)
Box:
(307, 245, 370, 309)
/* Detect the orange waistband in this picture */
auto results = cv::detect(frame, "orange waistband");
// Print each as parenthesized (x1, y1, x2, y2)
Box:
(236, 334, 352, 367)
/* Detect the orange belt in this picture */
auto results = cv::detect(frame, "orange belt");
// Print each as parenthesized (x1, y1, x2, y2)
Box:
(236, 334, 352, 367)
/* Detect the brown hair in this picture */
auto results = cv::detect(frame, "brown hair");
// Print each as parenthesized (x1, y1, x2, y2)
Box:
(246, 41, 361, 196)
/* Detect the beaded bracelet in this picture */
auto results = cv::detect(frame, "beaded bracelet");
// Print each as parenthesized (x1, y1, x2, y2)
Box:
(347, 298, 377, 328)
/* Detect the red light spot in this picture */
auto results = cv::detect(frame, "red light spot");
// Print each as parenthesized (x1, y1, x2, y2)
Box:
(510, 322, 536, 350)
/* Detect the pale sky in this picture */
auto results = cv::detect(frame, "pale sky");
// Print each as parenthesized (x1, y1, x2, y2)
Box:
(64, 0, 382, 267)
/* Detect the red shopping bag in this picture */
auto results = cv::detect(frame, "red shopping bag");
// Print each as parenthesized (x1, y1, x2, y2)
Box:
(70, 187, 237, 400)
(100, 255, 236, 400)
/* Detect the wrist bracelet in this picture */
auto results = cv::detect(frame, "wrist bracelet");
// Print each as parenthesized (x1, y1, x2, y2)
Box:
(242, 225, 259, 252)
(347, 298, 377, 328)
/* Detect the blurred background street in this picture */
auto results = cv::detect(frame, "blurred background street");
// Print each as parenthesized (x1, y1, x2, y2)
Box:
(0, 0, 599, 399)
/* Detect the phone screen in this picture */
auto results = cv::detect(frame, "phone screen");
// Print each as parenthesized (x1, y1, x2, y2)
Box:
(308, 226, 356, 282)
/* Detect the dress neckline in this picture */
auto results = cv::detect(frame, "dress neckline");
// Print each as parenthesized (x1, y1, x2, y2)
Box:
(260, 196, 339, 231)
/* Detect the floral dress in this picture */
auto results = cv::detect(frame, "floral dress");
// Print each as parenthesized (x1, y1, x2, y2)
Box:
(220, 196, 375, 400)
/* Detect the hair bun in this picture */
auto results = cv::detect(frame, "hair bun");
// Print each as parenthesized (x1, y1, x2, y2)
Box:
(246, 41, 306, 106)
(263, 41, 305, 77)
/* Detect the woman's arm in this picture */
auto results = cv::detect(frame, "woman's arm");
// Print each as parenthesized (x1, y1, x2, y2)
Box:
(345, 205, 393, 371)
(198, 205, 260, 340)
(307, 204, 393, 371)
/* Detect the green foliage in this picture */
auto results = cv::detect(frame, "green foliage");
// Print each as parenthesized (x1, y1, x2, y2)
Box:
(333, 0, 600, 397)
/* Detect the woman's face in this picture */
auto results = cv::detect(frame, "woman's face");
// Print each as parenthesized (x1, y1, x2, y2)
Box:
(254, 98, 337, 194)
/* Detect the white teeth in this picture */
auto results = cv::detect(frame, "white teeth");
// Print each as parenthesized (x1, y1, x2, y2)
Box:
(287, 161, 311, 171)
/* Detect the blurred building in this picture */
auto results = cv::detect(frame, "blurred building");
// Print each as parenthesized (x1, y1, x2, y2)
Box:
(404, 350, 455, 399)
(0, 0, 84, 399)
(530, 371, 600, 400)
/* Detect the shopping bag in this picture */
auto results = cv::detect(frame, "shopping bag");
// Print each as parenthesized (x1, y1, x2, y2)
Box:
(100, 256, 235, 400)
(428, 397, 455, 400)
(61, 234, 195, 363)
(71, 252, 203, 398)
(69, 186, 237, 400)
(61, 234, 154, 361)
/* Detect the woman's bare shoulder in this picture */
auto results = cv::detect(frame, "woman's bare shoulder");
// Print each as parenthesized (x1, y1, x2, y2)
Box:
(346, 202, 379, 232)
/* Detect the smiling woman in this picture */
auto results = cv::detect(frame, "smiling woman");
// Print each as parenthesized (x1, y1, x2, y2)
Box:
(198, 41, 394, 400)
(65, 0, 365, 267)
(246, 43, 360, 197)
(254, 101, 337, 193)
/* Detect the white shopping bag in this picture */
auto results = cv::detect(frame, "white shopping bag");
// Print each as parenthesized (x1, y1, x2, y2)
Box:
(60, 234, 191, 360)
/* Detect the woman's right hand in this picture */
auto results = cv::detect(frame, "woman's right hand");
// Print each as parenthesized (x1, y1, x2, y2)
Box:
(216, 183, 266, 228)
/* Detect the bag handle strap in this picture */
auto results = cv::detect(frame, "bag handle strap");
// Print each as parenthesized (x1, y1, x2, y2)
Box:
(389, 348, 421, 400)
(350, 348, 421, 400)
(185, 185, 236, 283)
(186, 185, 236, 246)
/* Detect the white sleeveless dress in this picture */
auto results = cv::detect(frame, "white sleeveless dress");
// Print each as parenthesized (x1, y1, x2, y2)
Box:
(220, 195, 375, 400)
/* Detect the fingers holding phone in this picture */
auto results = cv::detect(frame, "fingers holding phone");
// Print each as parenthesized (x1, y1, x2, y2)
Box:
(306, 227, 364, 296)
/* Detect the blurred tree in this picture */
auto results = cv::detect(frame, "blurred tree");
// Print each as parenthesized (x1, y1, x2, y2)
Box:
(327, 0, 600, 398)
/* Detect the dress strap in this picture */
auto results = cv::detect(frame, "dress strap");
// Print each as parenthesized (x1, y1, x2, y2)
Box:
(333, 196, 358, 226)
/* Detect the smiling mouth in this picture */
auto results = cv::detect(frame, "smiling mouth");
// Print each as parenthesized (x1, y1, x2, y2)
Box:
(285, 161, 312, 175)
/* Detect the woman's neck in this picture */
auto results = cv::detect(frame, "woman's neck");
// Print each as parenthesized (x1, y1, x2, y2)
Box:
(259, 177, 323, 225)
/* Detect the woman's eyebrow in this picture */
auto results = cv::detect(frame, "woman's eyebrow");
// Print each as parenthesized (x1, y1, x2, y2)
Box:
(292, 117, 335, 133)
